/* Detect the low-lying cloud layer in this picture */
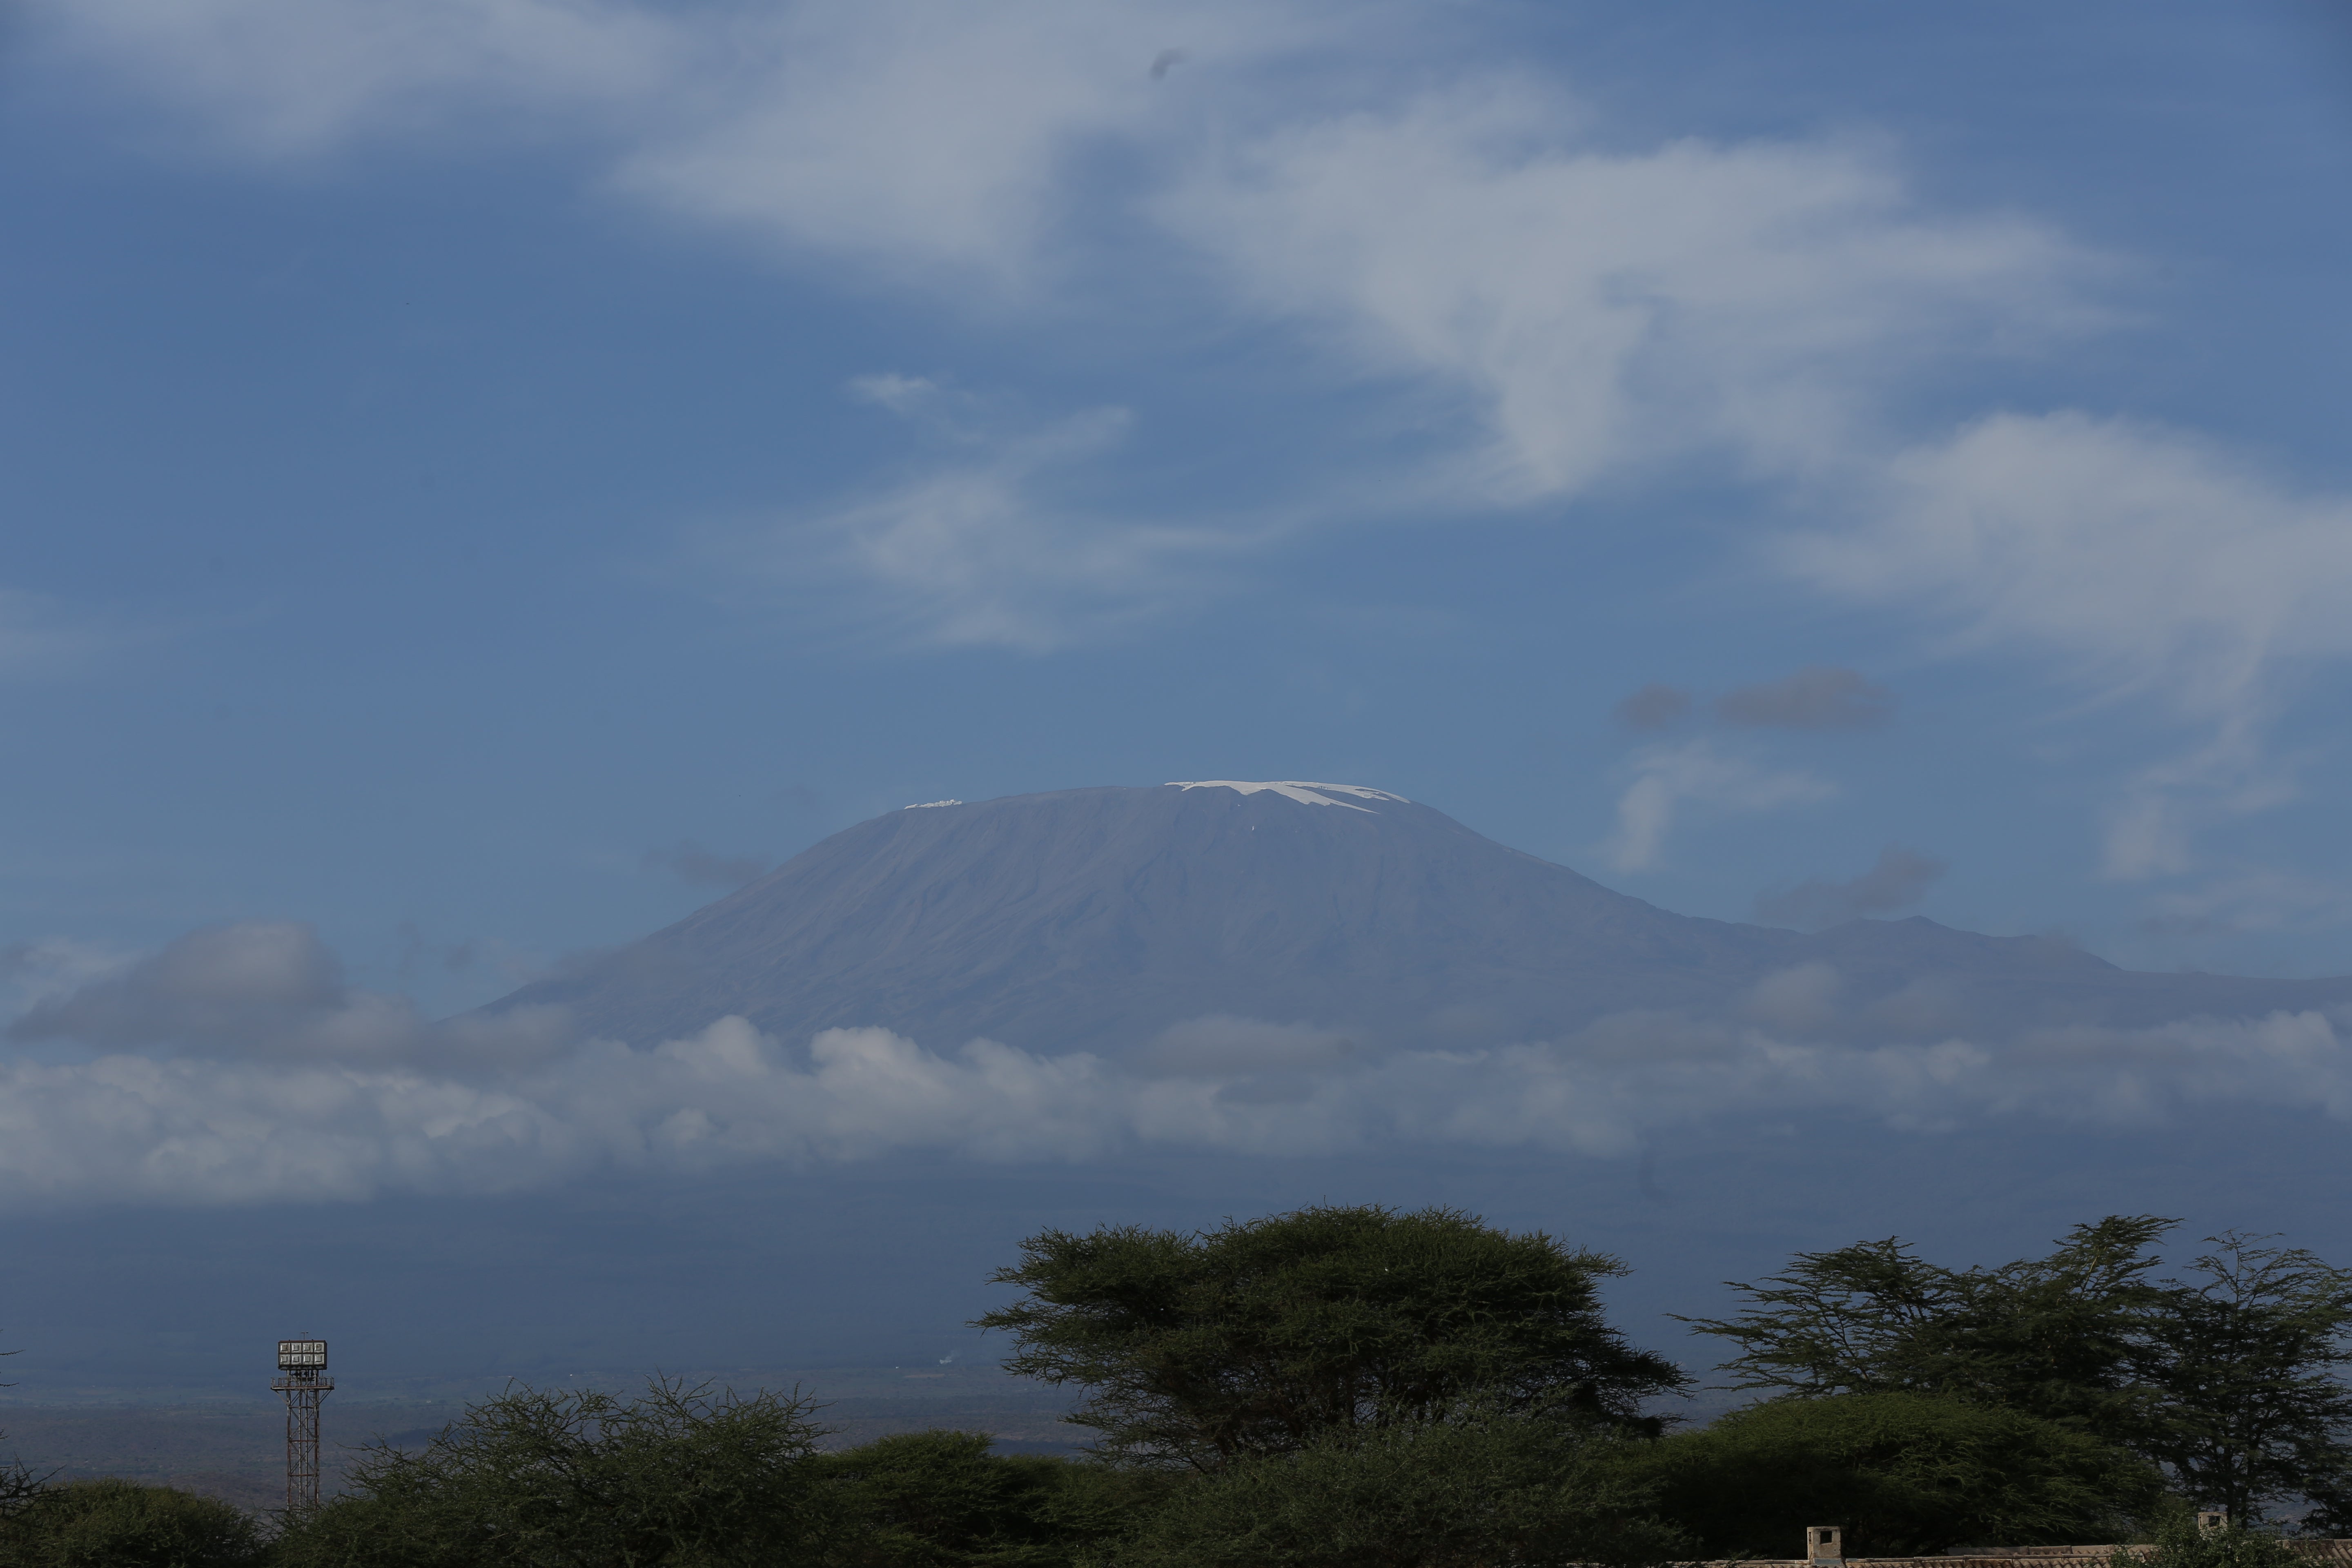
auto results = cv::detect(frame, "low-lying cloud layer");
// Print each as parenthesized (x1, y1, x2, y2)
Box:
(2, 921, 2348, 1209)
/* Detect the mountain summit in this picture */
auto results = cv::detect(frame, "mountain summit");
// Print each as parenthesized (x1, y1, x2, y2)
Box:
(483, 782, 2352, 1053)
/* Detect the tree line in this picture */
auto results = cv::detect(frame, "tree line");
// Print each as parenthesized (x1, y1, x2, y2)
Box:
(11, 1204, 2352, 1568)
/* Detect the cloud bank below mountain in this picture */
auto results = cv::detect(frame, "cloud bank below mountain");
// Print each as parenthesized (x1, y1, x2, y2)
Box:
(0, 919, 2346, 1209)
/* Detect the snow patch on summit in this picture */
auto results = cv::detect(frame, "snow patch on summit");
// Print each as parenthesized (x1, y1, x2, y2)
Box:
(1165, 781, 1409, 813)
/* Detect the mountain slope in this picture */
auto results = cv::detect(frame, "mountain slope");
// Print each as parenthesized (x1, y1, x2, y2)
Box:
(481, 782, 2352, 1053)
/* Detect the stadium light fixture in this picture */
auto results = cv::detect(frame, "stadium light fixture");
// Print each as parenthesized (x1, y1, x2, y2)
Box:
(272, 1339, 334, 1512)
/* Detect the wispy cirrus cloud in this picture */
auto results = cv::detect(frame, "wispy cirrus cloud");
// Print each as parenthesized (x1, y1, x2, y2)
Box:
(27, 0, 685, 157)
(1787, 413, 2352, 878)
(730, 376, 1255, 650)
(1606, 739, 1835, 873)
(603, 1, 1313, 289)
(0, 590, 137, 682)
(1154, 82, 2089, 505)
(26, 0, 1307, 287)
(31, 2, 2088, 609)
(1791, 414, 2352, 720)
(34, 0, 2352, 881)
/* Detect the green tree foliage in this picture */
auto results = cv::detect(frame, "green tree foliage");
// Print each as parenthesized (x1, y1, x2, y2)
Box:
(272, 1378, 839, 1568)
(2110, 1510, 2304, 1568)
(0, 1479, 262, 1568)
(973, 1203, 1686, 1469)
(2136, 1235, 2352, 1524)
(813, 1431, 1163, 1568)
(0, 1459, 45, 1531)
(1617, 1392, 2163, 1558)
(1107, 1413, 1685, 1568)
(1682, 1218, 2352, 1523)
(1679, 1215, 2172, 1443)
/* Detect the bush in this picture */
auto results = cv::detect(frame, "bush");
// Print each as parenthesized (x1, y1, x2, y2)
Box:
(1619, 1392, 2165, 1558)
(2114, 1512, 2304, 1568)
(1109, 1415, 1685, 1568)
(815, 1430, 1164, 1568)
(272, 1378, 839, 1568)
(0, 1479, 262, 1568)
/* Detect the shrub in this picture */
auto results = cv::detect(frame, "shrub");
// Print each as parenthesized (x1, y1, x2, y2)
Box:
(0, 1479, 262, 1568)
(2113, 1512, 2304, 1568)
(1619, 1392, 2165, 1558)
(1109, 1415, 1685, 1568)
(816, 1430, 1164, 1568)
(272, 1378, 837, 1568)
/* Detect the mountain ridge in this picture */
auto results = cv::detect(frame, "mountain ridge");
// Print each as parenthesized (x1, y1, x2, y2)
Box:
(479, 782, 2351, 1054)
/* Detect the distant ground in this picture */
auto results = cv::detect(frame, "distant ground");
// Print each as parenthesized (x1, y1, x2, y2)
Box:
(0, 1366, 1084, 1512)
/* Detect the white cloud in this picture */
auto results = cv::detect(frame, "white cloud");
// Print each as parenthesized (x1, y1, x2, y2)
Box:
(604, 1, 1300, 288)
(7, 998, 2352, 1206)
(0, 590, 132, 681)
(0, 938, 129, 1018)
(33, 2, 2091, 631)
(11, 922, 343, 1051)
(39, 0, 2352, 872)
(1744, 962, 1844, 1032)
(758, 391, 1252, 650)
(30, 0, 1304, 287)
(1154, 84, 2085, 503)
(1788, 412, 2352, 876)
(9, 925, 2352, 1207)
(29, 0, 684, 158)
(1793, 414, 2352, 720)
(7, 921, 577, 1073)
(1129, 1014, 1366, 1078)
(1606, 739, 1834, 872)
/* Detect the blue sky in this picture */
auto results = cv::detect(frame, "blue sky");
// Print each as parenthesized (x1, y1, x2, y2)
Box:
(4, 0, 2352, 1382)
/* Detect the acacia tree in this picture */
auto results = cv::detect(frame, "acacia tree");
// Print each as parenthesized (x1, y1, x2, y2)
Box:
(2136, 1234, 2352, 1523)
(1682, 1218, 2352, 1523)
(1677, 1215, 2173, 1446)
(973, 1203, 1686, 1470)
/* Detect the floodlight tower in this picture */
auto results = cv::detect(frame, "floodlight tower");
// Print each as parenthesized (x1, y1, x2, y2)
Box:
(272, 1340, 332, 1513)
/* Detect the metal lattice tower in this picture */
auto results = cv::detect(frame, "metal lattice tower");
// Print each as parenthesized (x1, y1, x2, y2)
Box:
(272, 1340, 333, 1514)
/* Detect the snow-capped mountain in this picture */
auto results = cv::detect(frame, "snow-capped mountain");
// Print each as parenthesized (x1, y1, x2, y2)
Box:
(479, 782, 2352, 1055)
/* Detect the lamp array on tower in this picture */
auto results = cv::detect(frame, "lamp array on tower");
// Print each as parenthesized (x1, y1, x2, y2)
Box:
(271, 1340, 333, 1514)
